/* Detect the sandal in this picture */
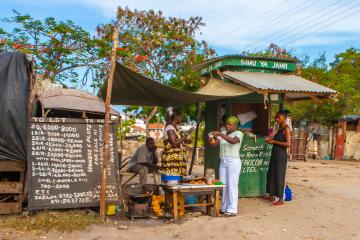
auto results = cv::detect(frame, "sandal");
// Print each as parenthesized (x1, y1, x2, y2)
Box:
(224, 212, 237, 217)
(271, 201, 284, 206)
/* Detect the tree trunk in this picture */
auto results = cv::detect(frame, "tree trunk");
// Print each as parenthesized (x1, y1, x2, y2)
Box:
(100, 24, 119, 220)
(145, 107, 158, 138)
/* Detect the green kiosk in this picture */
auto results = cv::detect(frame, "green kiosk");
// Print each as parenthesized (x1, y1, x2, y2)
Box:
(193, 55, 337, 197)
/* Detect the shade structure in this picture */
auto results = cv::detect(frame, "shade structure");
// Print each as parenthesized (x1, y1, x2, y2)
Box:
(103, 63, 338, 107)
(223, 71, 337, 99)
(37, 89, 120, 115)
(104, 63, 251, 107)
(196, 78, 252, 96)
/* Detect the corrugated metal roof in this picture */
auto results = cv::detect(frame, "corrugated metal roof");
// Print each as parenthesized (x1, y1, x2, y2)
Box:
(223, 71, 337, 94)
(37, 89, 120, 115)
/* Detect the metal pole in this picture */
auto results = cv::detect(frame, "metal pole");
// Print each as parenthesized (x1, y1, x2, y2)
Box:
(189, 103, 201, 175)
(100, 24, 119, 219)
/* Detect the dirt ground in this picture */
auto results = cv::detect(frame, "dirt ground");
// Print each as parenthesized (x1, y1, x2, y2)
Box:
(2, 160, 360, 240)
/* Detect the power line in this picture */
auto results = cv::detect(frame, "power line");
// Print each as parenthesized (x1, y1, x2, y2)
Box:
(251, 0, 346, 48)
(284, 6, 360, 45)
(279, 1, 360, 44)
(221, 0, 315, 47)
(211, 0, 290, 44)
(275, 0, 358, 43)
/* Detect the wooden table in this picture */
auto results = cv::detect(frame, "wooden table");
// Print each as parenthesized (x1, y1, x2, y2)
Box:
(161, 184, 224, 222)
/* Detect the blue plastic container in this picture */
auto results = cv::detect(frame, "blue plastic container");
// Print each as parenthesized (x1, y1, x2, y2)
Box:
(285, 185, 292, 201)
(185, 195, 197, 205)
(161, 175, 182, 181)
(161, 175, 182, 185)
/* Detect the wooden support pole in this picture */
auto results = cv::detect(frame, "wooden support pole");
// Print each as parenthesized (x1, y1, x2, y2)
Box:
(306, 93, 321, 103)
(189, 102, 201, 175)
(100, 24, 119, 219)
(279, 93, 285, 111)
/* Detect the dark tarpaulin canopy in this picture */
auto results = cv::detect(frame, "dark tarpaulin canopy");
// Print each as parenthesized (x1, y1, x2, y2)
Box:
(0, 52, 32, 161)
(103, 63, 250, 107)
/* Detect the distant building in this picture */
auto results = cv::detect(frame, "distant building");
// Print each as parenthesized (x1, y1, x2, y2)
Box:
(129, 125, 146, 137)
(148, 123, 164, 140)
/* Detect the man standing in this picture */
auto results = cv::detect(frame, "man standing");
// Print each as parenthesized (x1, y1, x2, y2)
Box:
(128, 137, 160, 187)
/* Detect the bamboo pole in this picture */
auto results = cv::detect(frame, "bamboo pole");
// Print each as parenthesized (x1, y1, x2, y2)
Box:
(100, 24, 119, 219)
(189, 103, 201, 175)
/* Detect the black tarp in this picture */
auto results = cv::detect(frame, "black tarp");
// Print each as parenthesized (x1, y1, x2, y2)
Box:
(0, 52, 32, 161)
(102, 63, 229, 107)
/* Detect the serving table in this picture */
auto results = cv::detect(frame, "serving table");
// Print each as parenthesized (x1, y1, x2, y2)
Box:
(161, 184, 224, 222)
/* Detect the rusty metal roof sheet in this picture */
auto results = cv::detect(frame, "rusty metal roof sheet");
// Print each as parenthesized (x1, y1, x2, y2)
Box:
(223, 71, 337, 94)
(36, 89, 120, 115)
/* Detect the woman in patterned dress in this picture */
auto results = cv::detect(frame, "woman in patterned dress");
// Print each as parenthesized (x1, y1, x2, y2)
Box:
(161, 110, 191, 176)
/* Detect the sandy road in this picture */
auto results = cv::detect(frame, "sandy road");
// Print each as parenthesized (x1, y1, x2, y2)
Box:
(3, 160, 360, 240)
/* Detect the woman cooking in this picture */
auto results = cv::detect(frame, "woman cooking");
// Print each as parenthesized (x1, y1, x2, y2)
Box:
(265, 110, 291, 206)
(161, 109, 191, 176)
(209, 116, 243, 216)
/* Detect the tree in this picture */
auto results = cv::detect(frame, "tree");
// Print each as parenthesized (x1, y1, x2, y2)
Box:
(288, 48, 360, 124)
(0, 10, 105, 88)
(97, 7, 215, 134)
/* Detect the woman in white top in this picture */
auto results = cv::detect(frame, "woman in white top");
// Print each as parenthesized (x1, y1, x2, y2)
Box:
(209, 116, 243, 216)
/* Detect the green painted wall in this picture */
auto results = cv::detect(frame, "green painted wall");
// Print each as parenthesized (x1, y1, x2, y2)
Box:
(200, 57, 297, 75)
(204, 100, 220, 177)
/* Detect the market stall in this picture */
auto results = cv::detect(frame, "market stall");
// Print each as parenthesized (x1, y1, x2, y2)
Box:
(103, 57, 337, 219)
(193, 55, 337, 197)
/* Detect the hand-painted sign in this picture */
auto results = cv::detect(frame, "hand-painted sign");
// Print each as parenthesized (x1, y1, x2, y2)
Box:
(238, 136, 272, 197)
(200, 57, 297, 75)
(28, 118, 119, 210)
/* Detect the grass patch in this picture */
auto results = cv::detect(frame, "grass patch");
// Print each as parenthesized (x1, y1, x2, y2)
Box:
(0, 210, 102, 234)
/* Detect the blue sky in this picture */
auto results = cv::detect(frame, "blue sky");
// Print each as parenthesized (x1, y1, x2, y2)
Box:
(1, 0, 360, 63)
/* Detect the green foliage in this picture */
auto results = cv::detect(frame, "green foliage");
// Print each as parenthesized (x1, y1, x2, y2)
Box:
(288, 48, 360, 124)
(118, 118, 136, 141)
(0, 10, 106, 88)
(190, 122, 205, 147)
(96, 7, 216, 123)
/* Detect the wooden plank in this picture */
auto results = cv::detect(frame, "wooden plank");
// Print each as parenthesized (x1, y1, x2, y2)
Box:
(206, 195, 212, 215)
(183, 203, 213, 208)
(172, 191, 178, 222)
(0, 202, 22, 214)
(178, 190, 215, 194)
(0, 182, 23, 193)
(0, 160, 25, 172)
(161, 184, 224, 190)
(214, 190, 220, 217)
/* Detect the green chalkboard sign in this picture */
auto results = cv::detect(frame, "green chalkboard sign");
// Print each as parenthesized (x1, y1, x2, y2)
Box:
(239, 136, 272, 197)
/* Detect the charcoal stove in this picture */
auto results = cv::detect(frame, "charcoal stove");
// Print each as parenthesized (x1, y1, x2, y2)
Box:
(127, 193, 152, 220)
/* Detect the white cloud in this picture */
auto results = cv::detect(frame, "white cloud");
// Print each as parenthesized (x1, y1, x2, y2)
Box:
(75, 0, 360, 51)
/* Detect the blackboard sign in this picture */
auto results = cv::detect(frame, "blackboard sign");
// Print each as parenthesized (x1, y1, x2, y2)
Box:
(28, 118, 119, 210)
(239, 136, 272, 197)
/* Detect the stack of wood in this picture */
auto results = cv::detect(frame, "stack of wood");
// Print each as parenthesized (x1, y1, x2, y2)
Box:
(0, 160, 25, 214)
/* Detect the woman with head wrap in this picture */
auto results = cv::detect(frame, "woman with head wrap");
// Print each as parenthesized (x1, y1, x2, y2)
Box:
(161, 109, 191, 176)
(265, 110, 291, 206)
(209, 116, 244, 216)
